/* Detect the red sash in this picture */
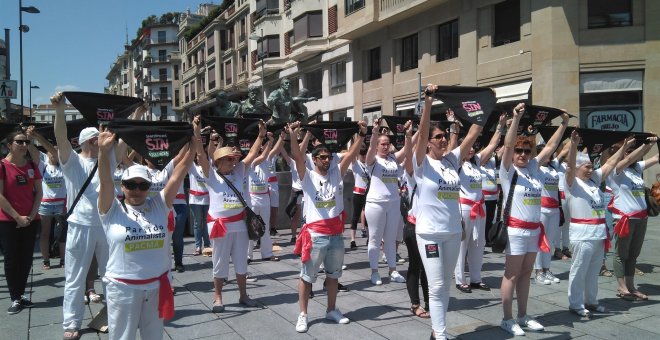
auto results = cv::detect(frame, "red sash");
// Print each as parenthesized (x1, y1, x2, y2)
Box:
(570, 217, 611, 251)
(167, 211, 174, 232)
(482, 189, 498, 196)
(114, 271, 173, 320)
(406, 215, 416, 225)
(189, 190, 208, 196)
(294, 211, 346, 263)
(267, 176, 278, 183)
(507, 216, 551, 253)
(559, 191, 565, 200)
(206, 211, 246, 239)
(459, 197, 485, 220)
(175, 194, 185, 200)
(41, 197, 66, 203)
(353, 187, 367, 194)
(607, 205, 647, 238)
(541, 196, 560, 209)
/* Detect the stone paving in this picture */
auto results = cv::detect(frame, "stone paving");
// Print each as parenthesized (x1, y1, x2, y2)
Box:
(2, 217, 660, 339)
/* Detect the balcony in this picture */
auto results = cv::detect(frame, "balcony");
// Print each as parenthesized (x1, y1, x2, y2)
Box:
(144, 55, 170, 66)
(289, 37, 329, 62)
(145, 76, 172, 85)
(152, 93, 172, 102)
(145, 39, 178, 48)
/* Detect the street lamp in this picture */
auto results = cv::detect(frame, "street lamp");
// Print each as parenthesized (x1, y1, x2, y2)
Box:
(29, 81, 39, 121)
(249, 29, 266, 102)
(19, 0, 40, 121)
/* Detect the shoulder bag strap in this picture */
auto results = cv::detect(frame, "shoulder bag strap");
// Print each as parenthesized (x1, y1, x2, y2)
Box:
(501, 171, 518, 223)
(64, 162, 98, 218)
(217, 171, 249, 208)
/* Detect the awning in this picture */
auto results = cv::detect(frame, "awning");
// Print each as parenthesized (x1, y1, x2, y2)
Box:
(395, 99, 443, 111)
(580, 71, 643, 93)
(493, 81, 532, 103)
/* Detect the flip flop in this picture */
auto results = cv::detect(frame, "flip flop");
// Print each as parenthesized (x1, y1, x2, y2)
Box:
(631, 290, 649, 300)
(616, 292, 639, 301)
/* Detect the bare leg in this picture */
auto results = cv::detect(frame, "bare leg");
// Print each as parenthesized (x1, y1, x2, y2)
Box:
(516, 252, 537, 317)
(501, 254, 525, 320)
(325, 278, 338, 311)
(39, 215, 53, 262)
(298, 279, 311, 314)
(236, 274, 249, 300)
(213, 277, 224, 304)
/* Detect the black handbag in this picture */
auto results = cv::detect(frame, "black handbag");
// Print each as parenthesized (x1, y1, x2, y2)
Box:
(217, 172, 266, 241)
(488, 171, 518, 253)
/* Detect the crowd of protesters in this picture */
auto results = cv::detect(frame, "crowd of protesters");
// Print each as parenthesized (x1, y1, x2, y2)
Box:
(0, 88, 658, 340)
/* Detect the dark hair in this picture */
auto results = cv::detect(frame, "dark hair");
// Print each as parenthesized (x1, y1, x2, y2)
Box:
(427, 122, 445, 139)
(5, 130, 27, 145)
(311, 144, 330, 157)
(359, 143, 368, 156)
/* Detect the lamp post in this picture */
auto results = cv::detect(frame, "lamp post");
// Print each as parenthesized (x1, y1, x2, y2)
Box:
(249, 29, 266, 102)
(29, 81, 38, 121)
(19, 0, 40, 121)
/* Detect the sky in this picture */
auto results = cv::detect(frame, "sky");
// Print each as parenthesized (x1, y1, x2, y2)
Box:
(1, 0, 220, 107)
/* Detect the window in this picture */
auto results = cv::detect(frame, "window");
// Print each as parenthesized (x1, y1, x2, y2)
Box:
(220, 30, 228, 50)
(207, 34, 215, 56)
(239, 17, 247, 42)
(256, 0, 279, 19)
(158, 50, 167, 62)
(159, 86, 168, 100)
(159, 68, 167, 81)
(123, 60, 128, 69)
(401, 34, 418, 72)
(158, 31, 166, 43)
(174, 89, 180, 107)
(257, 35, 280, 59)
(331, 111, 347, 121)
(173, 64, 179, 80)
(367, 47, 381, 81)
(160, 106, 168, 119)
(345, 0, 365, 15)
(240, 51, 247, 73)
(288, 77, 300, 97)
(228, 25, 235, 49)
(225, 61, 233, 85)
(184, 84, 189, 102)
(437, 19, 459, 62)
(493, 0, 520, 47)
(330, 60, 346, 95)
(294, 11, 323, 43)
(123, 74, 127, 84)
(588, 0, 632, 29)
(305, 69, 323, 99)
(208, 66, 216, 89)
(580, 71, 643, 132)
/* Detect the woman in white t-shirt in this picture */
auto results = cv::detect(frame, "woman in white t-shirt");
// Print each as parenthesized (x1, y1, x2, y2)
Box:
(414, 85, 483, 340)
(564, 130, 630, 316)
(193, 116, 266, 312)
(364, 120, 409, 285)
(607, 136, 659, 301)
(97, 130, 193, 340)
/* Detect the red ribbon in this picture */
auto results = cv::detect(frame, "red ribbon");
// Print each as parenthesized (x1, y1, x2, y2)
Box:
(114, 271, 173, 320)
(294, 211, 346, 263)
(570, 217, 610, 251)
(206, 211, 245, 239)
(189, 190, 208, 196)
(353, 187, 366, 194)
(459, 197, 485, 220)
(541, 196, 560, 209)
(482, 189, 499, 196)
(607, 205, 647, 238)
(167, 211, 174, 232)
(175, 193, 185, 199)
(267, 176, 278, 183)
(507, 216, 551, 253)
(406, 214, 416, 225)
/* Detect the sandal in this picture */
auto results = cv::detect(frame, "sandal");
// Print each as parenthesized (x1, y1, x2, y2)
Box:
(267, 256, 280, 262)
(87, 289, 102, 303)
(635, 267, 645, 276)
(42, 260, 51, 270)
(585, 304, 609, 313)
(410, 304, 430, 319)
(616, 290, 639, 301)
(193, 248, 202, 256)
(599, 266, 613, 277)
(569, 308, 591, 317)
(59, 259, 65, 268)
(470, 282, 491, 291)
(630, 290, 648, 300)
(63, 328, 80, 340)
(456, 284, 472, 293)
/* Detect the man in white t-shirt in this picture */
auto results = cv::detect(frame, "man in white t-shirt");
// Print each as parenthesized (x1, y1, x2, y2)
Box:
(289, 121, 366, 333)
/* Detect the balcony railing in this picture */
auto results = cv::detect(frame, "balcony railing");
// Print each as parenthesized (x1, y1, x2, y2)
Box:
(346, 0, 365, 15)
(153, 93, 171, 101)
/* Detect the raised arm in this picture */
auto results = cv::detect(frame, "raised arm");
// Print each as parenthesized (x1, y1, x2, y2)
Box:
(565, 130, 579, 188)
(51, 92, 72, 164)
(288, 123, 306, 181)
(403, 121, 414, 176)
(340, 122, 368, 177)
(536, 111, 570, 165)
(241, 121, 266, 166)
(446, 110, 460, 153)
(393, 120, 413, 163)
(163, 144, 194, 208)
(365, 119, 381, 166)
(602, 137, 635, 181)
(299, 129, 313, 155)
(98, 131, 117, 215)
(192, 116, 210, 177)
(415, 85, 435, 167)
(27, 126, 58, 163)
(616, 136, 656, 174)
(501, 103, 525, 171)
(251, 133, 274, 167)
(644, 152, 659, 170)
(478, 114, 506, 166)
(268, 130, 285, 160)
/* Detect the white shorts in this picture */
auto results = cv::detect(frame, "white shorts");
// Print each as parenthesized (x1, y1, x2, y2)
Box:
(506, 234, 539, 256)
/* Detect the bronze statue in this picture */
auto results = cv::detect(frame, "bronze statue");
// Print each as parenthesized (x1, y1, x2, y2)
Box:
(211, 91, 240, 117)
(239, 85, 269, 117)
(266, 78, 295, 124)
(290, 88, 318, 123)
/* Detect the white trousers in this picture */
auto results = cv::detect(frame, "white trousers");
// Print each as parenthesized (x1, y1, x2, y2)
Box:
(454, 207, 486, 285)
(559, 199, 571, 248)
(212, 231, 249, 279)
(105, 280, 163, 340)
(248, 195, 273, 259)
(62, 222, 109, 330)
(568, 239, 604, 309)
(365, 200, 402, 269)
(417, 232, 461, 337)
(535, 209, 560, 269)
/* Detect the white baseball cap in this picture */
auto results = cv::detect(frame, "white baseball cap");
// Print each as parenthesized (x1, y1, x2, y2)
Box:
(121, 165, 152, 183)
(78, 127, 99, 145)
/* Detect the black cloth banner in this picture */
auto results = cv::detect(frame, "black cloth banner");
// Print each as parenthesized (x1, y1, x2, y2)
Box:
(0, 123, 21, 142)
(63, 92, 144, 126)
(380, 116, 419, 150)
(34, 119, 94, 149)
(201, 116, 262, 155)
(302, 122, 359, 153)
(108, 119, 192, 170)
(430, 86, 497, 127)
(538, 126, 631, 161)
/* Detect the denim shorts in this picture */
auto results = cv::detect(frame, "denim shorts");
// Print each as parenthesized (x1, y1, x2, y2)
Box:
(38, 203, 65, 216)
(300, 234, 344, 283)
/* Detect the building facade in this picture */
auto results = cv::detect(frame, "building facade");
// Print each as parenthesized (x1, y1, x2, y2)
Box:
(33, 103, 81, 123)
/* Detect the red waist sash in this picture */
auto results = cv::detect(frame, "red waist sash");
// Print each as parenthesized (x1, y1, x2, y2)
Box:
(294, 211, 346, 263)
(482, 189, 499, 196)
(41, 197, 66, 203)
(507, 216, 551, 253)
(607, 206, 647, 238)
(189, 190, 208, 196)
(570, 217, 611, 252)
(459, 197, 485, 220)
(206, 210, 246, 239)
(541, 196, 560, 209)
(114, 271, 173, 320)
(353, 187, 367, 194)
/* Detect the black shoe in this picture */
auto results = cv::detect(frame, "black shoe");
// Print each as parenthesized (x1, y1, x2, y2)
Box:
(291, 236, 297, 243)
(323, 281, 350, 292)
(19, 297, 34, 308)
(456, 284, 472, 293)
(174, 264, 185, 273)
(7, 300, 22, 315)
(469, 282, 491, 291)
(270, 228, 278, 236)
(350, 241, 357, 250)
(309, 290, 315, 298)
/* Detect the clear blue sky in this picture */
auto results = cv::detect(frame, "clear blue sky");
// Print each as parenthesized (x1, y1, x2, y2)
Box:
(1, 0, 218, 107)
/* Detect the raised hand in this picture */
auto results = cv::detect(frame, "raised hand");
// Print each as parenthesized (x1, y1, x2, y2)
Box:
(98, 131, 116, 152)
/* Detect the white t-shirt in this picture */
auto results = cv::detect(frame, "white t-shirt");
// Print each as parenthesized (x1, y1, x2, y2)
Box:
(60, 151, 110, 227)
(366, 154, 403, 203)
(265, 157, 279, 192)
(290, 159, 302, 191)
(565, 169, 607, 240)
(413, 148, 462, 235)
(405, 172, 417, 218)
(459, 155, 483, 205)
(539, 159, 561, 212)
(301, 164, 344, 226)
(557, 161, 568, 193)
(39, 152, 66, 203)
(100, 191, 170, 289)
(481, 156, 499, 201)
(188, 163, 209, 205)
(500, 158, 542, 237)
(164, 160, 186, 205)
(351, 160, 370, 193)
(207, 162, 248, 233)
(248, 161, 270, 195)
(607, 161, 647, 219)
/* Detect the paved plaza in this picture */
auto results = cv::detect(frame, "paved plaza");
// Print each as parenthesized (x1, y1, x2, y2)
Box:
(2, 217, 660, 339)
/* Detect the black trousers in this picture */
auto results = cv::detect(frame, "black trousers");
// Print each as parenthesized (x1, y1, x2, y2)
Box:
(0, 220, 38, 301)
(350, 193, 367, 230)
(404, 231, 429, 307)
(484, 200, 498, 244)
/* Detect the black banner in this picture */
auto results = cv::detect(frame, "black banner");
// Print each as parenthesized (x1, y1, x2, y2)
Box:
(63, 92, 144, 126)
(302, 122, 359, 153)
(430, 86, 497, 127)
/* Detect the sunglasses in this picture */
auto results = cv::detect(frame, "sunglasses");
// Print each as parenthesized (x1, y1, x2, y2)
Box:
(315, 155, 333, 161)
(122, 180, 151, 191)
(13, 140, 31, 145)
(514, 148, 532, 155)
(431, 133, 447, 140)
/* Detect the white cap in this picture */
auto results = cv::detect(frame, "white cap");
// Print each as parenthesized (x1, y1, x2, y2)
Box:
(121, 165, 152, 183)
(78, 127, 99, 145)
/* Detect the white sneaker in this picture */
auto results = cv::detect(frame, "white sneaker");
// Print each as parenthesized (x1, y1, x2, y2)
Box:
(295, 312, 308, 332)
(246, 272, 258, 283)
(396, 253, 406, 263)
(342, 264, 347, 270)
(535, 272, 550, 285)
(371, 272, 382, 285)
(326, 308, 350, 324)
(381, 254, 387, 264)
(518, 315, 544, 331)
(501, 318, 525, 336)
(544, 271, 560, 283)
(390, 271, 406, 283)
